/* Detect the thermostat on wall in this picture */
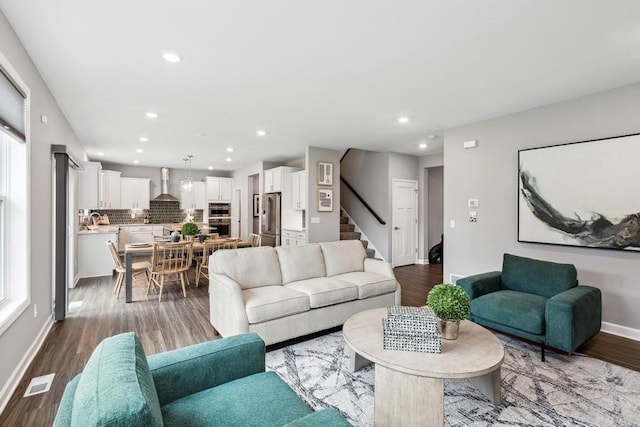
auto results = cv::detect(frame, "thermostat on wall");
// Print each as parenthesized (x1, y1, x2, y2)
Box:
(468, 199, 479, 208)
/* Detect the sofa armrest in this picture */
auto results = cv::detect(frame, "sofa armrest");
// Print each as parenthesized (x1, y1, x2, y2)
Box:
(283, 408, 351, 427)
(53, 375, 81, 427)
(545, 286, 602, 352)
(457, 271, 502, 299)
(364, 258, 394, 278)
(147, 333, 265, 406)
(209, 273, 250, 336)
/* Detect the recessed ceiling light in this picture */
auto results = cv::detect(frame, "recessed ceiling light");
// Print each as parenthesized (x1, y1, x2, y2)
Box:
(418, 143, 427, 149)
(139, 136, 148, 142)
(226, 147, 234, 153)
(225, 157, 232, 162)
(162, 51, 182, 63)
(146, 112, 158, 119)
(136, 148, 144, 153)
(397, 116, 410, 124)
(208, 166, 214, 170)
(256, 129, 267, 137)
(133, 160, 140, 164)
(97, 152, 104, 156)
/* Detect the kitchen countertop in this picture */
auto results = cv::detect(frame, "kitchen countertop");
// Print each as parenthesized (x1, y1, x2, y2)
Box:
(78, 222, 209, 234)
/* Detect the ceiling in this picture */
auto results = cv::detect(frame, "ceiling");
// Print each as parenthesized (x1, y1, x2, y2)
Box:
(1, 1, 639, 171)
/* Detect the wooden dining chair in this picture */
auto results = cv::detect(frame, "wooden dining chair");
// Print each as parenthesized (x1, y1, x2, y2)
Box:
(106, 240, 150, 298)
(223, 239, 239, 249)
(248, 233, 261, 247)
(195, 240, 225, 287)
(146, 241, 193, 301)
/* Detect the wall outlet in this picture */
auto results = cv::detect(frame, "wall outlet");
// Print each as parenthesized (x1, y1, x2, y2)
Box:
(33, 304, 38, 318)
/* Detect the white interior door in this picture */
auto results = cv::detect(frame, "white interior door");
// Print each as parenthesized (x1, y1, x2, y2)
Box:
(392, 179, 418, 267)
(231, 187, 241, 238)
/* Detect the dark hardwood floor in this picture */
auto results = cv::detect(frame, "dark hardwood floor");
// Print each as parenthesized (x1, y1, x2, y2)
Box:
(1, 263, 638, 426)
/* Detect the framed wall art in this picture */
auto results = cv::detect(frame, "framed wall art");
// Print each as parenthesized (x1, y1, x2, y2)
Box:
(518, 133, 640, 252)
(253, 194, 260, 217)
(317, 162, 333, 185)
(318, 188, 333, 212)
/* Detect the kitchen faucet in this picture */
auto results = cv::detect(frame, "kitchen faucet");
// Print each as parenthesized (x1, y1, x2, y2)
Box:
(89, 212, 101, 225)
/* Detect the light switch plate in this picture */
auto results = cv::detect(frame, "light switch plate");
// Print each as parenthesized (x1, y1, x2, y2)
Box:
(449, 220, 456, 228)
(311, 217, 320, 224)
(469, 211, 477, 222)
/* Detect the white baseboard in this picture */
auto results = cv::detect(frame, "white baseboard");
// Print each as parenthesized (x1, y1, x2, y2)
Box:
(416, 258, 428, 265)
(0, 315, 54, 414)
(601, 321, 640, 341)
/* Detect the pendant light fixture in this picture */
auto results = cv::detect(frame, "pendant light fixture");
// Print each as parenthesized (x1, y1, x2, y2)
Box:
(182, 154, 193, 192)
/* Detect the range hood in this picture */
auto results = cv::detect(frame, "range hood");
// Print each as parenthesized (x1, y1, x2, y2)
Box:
(152, 167, 179, 202)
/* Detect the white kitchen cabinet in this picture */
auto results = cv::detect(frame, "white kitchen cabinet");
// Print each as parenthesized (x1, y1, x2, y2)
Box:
(78, 161, 101, 209)
(206, 177, 233, 202)
(291, 170, 307, 210)
(281, 229, 307, 246)
(120, 177, 150, 209)
(264, 167, 283, 193)
(78, 231, 118, 278)
(181, 181, 206, 209)
(99, 170, 121, 209)
(118, 225, 158, 251)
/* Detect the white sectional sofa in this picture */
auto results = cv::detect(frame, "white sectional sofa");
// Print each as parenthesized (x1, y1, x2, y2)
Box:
(208, 240, 401, 345)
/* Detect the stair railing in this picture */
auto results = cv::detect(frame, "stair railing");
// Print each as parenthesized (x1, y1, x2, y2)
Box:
(340, 148, 387, 225)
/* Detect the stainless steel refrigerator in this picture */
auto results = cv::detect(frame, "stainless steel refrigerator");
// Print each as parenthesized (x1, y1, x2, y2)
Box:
(261, 192, 281, 246)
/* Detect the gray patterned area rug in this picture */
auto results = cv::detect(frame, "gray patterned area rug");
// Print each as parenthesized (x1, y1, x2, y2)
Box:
(265, 331, 640, 426)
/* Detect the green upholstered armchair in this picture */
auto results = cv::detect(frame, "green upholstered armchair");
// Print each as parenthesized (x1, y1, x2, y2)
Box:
(457, 253, 601, 361)
(54, 332, 349, 427)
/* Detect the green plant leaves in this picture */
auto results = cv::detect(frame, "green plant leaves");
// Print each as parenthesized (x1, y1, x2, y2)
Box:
(426, 283, 471, 321)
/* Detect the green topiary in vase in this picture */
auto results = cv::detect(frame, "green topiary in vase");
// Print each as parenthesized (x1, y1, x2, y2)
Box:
(427, 283, 471, 340)
(181, 222, 199, 241)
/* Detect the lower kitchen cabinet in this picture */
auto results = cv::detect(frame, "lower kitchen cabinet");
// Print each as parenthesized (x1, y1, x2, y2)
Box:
(281, 229, 307, 246)
(118, 225, 162, 251)
(78, 232, 118, 278)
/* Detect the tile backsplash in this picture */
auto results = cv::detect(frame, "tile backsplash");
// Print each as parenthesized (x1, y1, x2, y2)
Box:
(90, 200, 203, 224)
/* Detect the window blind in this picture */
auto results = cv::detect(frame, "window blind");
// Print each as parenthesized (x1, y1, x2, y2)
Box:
(0, 67, 26, 143)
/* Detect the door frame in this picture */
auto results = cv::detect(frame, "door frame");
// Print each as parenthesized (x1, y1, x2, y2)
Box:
(391, 178, 418, 267)
(232, 187, 242, 238)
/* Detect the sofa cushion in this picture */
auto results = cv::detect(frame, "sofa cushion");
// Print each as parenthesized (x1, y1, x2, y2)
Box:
(502, 253, 577, 298)
(332, 271, 397, 299)
(472, 290, 547, 335)
(243, 286, 310, 323)
(71, 332, 163, 427)
(211, 246, 282, 289)
(284, 277, 358, 308)
(161, 371, 312, 426)
(320, 240, 366, 277)
(276, 244, 327, 284)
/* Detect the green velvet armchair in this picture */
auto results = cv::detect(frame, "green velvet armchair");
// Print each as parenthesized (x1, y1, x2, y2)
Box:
(53, 332, 349, 426)
(457, 253, 601, 361)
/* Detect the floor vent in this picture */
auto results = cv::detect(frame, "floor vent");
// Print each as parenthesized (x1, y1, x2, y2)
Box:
(24, 373, 55, 397)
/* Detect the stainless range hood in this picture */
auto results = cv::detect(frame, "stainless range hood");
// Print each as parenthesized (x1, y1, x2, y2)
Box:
(152, 167, 179, 202)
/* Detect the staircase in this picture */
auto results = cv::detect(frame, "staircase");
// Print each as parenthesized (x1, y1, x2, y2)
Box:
(340, 211, 375, 258)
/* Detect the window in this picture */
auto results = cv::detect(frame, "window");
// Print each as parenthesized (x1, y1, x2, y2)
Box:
(0, 57, 29, 335)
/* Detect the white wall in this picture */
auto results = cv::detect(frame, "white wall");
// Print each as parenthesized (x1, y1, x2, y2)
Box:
(0, 11, 85, 403)
(306, 146, 340, 243)
(444, 83, 640, 336)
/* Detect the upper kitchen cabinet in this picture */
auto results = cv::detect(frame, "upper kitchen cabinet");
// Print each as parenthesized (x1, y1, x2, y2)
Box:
(206, 177, 233, 202)
(181, 181, 206, 209)
(99, 170, 121, 209)
(264, 166, 302, 193)
(120, 177, 150, 209)
(78, 161, 101, 209)
(291, 170, 307, 210)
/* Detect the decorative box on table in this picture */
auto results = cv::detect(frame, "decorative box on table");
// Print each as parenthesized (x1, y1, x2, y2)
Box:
(383, 306, 442, 353)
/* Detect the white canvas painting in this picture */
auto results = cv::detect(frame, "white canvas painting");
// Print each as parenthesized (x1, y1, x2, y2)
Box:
(518, 133, 640, 251)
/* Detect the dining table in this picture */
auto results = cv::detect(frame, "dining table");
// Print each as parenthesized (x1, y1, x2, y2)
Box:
(123, 238, 252, 303)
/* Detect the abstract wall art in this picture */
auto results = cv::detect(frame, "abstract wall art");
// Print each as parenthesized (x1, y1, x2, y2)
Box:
(518, 133, 640, 252)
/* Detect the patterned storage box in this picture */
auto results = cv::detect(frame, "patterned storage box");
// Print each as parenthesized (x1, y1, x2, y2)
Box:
(382, 306, 442, 353)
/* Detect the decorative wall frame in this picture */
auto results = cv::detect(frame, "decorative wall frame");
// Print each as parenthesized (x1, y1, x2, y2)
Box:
(318, 188, 333, 212)
(518, 133, 640, 252)
(253, 194, 260, 217)
(317, 162, 333, 185)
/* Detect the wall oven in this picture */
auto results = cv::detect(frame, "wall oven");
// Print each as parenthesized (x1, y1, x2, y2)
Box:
(208, 202, 231, 237)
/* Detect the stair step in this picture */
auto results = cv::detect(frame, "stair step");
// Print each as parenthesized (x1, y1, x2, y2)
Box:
(340, 223, 355, 232)
(340, 217, 349, 224)
(340, 231, 361, 240)
(360, 240, 369, 249)
(365, 248, 375, 258)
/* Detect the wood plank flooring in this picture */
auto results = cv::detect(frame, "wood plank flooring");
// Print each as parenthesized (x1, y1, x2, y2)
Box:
(1, 263, 638, 426)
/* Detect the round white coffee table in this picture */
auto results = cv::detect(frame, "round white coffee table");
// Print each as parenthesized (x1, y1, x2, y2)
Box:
(343, 307, 504, 426)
